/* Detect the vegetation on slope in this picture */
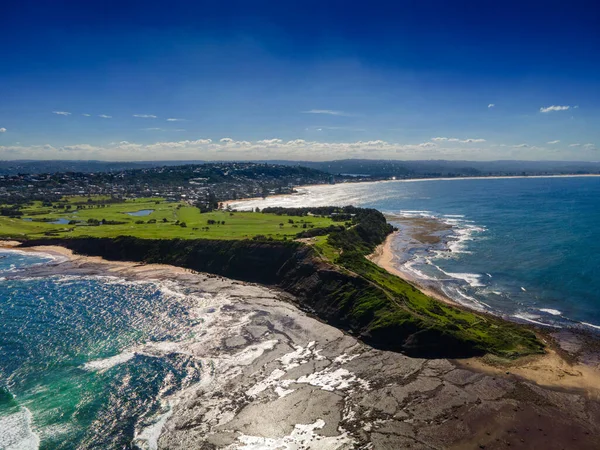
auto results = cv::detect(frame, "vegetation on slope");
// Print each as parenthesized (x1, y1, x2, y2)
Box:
(265, 205, 544, 358)
(10, 199, 544, 358)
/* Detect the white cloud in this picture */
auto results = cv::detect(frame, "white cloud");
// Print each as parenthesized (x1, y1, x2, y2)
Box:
(166, 118, 186, 122)
(301, 109, 352, 116)
(540, 105, 571, 113)
(82, 114, 91, 117)
(143, 128, 164, 131)
(98, 115, 112, 119)
(512, 144, 529, 148)
(0, 138, 466, 161)
(257, 139, 283, 145)
(133, 114, 157, 119)
(53, 111, 71, 116)
(583, 143, 596, 149)
(0, 128, 6, 133)
(431, 137, 486, 143)
(488, 104, 495, 108)
(569, 143, 581, 147)
(547, 140, 560, 144)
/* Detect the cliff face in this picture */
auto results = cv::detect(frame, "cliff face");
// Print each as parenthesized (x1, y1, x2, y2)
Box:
(30, 237, 299, 284)
(21, 237, 483, 358)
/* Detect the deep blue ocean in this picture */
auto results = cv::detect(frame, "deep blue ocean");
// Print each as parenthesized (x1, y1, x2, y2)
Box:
(232, 176, 600, 330)
(0, 251, 204, 449)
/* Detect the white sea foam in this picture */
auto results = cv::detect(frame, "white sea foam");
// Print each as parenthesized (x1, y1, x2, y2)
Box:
(296, 368, 370, 392)
(513, 313, 561, 328)
(441, 271, 485, 287)
(279, 341, 325, 370)
(245, 369, 287, 397)
(83, 351, 136, 372)
(333, 353, 359, 364)
(232, 419, 355, 450)
(232, 339, 279, 366)
(401, 260, 436, 281)
(539, 308, 562, 316)
(581, 321, 600, 330)
(0, 408, 40, 450)
(441, 285, 487, 311)
(445, 224, 485, 254)
(132, 406, 173, 450)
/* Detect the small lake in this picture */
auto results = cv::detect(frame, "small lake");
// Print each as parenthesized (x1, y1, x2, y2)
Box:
(22, 217, 71, 224)
(125, 209, 154, 217)
(51, 218, 71, 225)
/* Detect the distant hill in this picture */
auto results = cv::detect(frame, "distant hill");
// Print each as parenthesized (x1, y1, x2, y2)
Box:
(267, 159, 600, 178)
(0, 160, 205, 176)
(1, 159, 600, 178)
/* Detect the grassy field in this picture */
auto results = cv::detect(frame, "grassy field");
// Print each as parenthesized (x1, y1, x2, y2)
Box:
(0, 197, 336, 241)
(340, 254, 543, 358)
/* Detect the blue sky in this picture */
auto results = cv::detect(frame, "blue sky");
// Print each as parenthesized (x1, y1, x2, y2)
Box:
(1, 0, 599, 161)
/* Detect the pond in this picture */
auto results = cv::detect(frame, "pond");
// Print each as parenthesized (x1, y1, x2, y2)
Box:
(51, 218, 71, 225)
(125, 209, 154, 217)
(22, 218, 71, 224)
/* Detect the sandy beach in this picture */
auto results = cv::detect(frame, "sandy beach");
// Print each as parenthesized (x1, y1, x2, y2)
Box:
(224, 173, 600, 209)
(367, 230, 459, 307)
(367, 232, 600, 397)
(4, 241, 600, 448)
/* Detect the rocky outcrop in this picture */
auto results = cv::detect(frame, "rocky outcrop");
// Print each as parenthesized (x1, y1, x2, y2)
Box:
(18, 237, 496, 358)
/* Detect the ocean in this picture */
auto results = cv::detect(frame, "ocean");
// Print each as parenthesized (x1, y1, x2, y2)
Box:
(0, 251, 206, 449)
(230, 176, 600, 331)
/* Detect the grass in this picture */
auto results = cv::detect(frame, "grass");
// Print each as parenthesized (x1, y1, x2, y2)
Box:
(0, 197, 336, 241)
(340, 253, 544, 358)
(311, 235, 341, 261)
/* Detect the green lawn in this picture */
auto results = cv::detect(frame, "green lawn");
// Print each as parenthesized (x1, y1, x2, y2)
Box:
(0, 197, 336, 241)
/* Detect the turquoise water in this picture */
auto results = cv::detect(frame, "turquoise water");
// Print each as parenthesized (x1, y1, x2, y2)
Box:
(0, 251, 203, 449)
(231, 176, 600, 330)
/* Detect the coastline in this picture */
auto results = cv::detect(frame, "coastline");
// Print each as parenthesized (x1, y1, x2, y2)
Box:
(4, 240, 600, 395)
(225, 173, 600, 208)
(367, 230, 459, 307)
(367, 233, 600, 396)
(3, 241, 600, 448)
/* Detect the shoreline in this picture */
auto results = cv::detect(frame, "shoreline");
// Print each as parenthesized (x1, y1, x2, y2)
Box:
(367, 230, 459, 307)
(368, 233, 600, 396)
(0, 240, 194, 279)
(4, 240, 600, 397)
(225, 173, 600, 207)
